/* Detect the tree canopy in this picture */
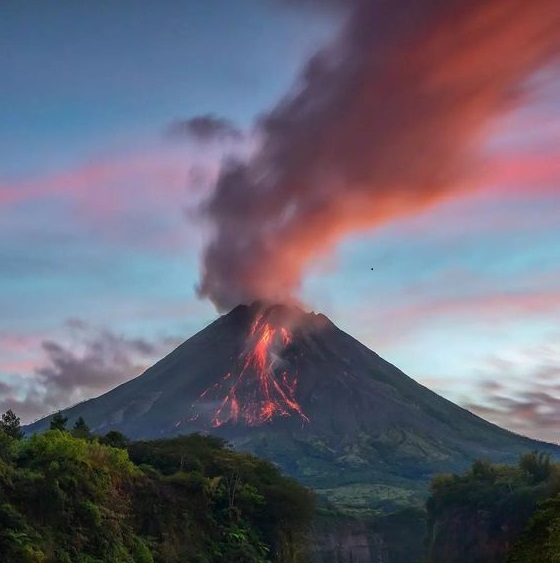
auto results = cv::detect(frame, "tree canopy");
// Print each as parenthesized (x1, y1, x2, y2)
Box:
(425, 452, 560, 563)
(0, 411, 315, 563)
(0, 408, 23, 439)
(49, 411, 68, 432)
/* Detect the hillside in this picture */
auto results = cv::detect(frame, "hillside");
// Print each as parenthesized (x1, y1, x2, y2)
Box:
(0, 428, 314, 563)
(26, 303, 560, 514)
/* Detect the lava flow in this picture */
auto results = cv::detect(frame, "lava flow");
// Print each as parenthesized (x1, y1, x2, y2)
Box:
(194, 312, 309, 427)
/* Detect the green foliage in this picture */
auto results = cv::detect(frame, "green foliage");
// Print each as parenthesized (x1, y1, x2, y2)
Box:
(0, 429, 19, 462)
(506, 494, 560, 562)
(49, 411, 68, 431)
(99, 430, 128, 449)
(0, 421, 314, 563)
(519, 450, 552, 484)
(470, 458, 497, 482)
(425, 454, 560, 562)
(129, 434, 315, 562)
(0, 409, 24, 439)
(71, 417, 92, 440)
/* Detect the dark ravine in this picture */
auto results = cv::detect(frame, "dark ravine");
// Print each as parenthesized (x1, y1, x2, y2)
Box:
(425, 506, 519, 562)
(25, 303, 560, 561)
(310, 509, 427, 563)
(311, 519, 376, 563)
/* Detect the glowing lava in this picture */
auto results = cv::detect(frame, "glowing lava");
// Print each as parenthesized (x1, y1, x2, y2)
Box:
(194, 312, 309, 427)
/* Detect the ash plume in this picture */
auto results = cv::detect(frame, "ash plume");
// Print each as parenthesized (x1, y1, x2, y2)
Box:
(198, 0, 560, 311)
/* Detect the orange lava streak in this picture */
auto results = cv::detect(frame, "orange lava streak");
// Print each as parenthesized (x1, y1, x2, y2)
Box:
(195, 313, 309, 427)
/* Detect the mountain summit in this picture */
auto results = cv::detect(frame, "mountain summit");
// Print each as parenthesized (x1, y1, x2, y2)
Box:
(27, 303, 559, 509)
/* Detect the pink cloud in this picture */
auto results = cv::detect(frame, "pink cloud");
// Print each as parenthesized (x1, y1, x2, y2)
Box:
(346, 284, 560, 349)
(375, 171, 559, 244)
(0, 148, 221, 249)
(0, 360, 39, 374)
(483, 152, 560, 192)
(376, 282, 560, 333)
(2, 151, 185, 207)
(410, 290, 560, 320)
(0, 333, 46, 378)
(465, 344, 560, 442)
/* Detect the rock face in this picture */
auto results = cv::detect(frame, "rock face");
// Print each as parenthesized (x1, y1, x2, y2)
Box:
(425, 507, 525, 562)
(27, 302, 559, 512)
(311, 520, 377, 563)
(310, 508, 427, 563)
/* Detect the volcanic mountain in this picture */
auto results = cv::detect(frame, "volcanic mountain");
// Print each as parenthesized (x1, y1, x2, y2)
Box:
(27, 303, 560, 510)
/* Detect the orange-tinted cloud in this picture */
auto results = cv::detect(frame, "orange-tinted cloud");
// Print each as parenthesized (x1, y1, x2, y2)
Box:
(198, 0, 560, 311)
(485, 152, 560, 192)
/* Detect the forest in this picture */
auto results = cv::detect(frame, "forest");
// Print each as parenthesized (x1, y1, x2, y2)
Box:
(0, 410, 314, 563)
(425, 451, 560, 562)
(2, 407, 560, 563)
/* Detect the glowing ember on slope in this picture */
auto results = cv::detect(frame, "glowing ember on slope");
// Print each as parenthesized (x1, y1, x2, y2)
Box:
(194, 312, 309, 427)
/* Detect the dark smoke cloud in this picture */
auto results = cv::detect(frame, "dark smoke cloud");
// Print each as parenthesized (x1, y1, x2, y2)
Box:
(166, 115, 243, 143)
(197, 0, 560, 311)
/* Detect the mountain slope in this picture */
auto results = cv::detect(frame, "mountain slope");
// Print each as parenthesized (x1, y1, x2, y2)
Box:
(26, 303, 560, 511)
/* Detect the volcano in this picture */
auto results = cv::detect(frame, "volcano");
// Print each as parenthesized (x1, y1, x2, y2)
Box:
(26, 302, 560, 510)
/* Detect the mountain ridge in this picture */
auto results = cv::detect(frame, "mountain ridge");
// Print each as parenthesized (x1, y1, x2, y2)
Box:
(26, 302, 560, 512)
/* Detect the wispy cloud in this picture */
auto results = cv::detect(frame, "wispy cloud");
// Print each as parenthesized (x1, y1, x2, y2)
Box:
(465, 343, 560, 442)
(1, 151, 199, 209)
(389, 289, 560, 327)
(0, 149, 222, 250)
(0, 321, 181, 423)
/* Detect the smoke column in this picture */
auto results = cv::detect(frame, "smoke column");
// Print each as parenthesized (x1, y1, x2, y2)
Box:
(198, 0, 560, 311)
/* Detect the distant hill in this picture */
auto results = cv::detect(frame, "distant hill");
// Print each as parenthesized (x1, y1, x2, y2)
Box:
(26, 302, 560, 513)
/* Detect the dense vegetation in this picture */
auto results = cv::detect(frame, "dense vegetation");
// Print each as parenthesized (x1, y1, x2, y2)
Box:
(0, 410, 314, 563)
(425, 452, 560, 562)
(5, 404, 560, 563)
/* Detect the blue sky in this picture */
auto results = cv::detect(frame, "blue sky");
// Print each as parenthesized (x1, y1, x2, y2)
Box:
(1, 1, 559, 442)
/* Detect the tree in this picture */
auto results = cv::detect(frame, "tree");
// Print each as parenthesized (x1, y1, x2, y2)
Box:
(100, 430, 128, 449)
(507, 495, 560, 562)
(71, 417, 91, 439)
(49, 411, 68, 431)
(471, 459, 496, 482)
(0, 409, 23, 439)
(519, 451, 552, 484)
(0, 431, 314, 562)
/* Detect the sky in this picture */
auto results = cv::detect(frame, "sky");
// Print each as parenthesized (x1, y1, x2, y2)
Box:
(1, 0, 559, 442)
